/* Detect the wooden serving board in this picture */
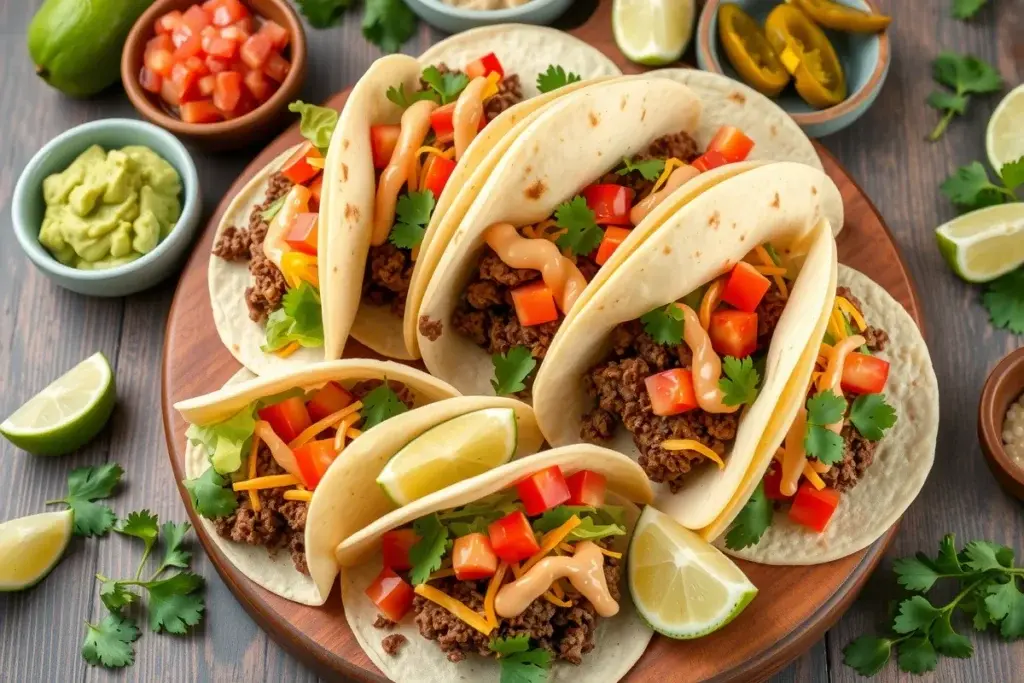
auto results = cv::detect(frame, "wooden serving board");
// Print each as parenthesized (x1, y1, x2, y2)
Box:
(161, 4, 923, 681)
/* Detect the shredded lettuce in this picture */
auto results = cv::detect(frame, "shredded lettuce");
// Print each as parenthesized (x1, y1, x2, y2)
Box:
(262, 281, 324, 352)
(185, 408, 257, 475)
(532, 505, 627, 542)
(288, 101, 338, 153)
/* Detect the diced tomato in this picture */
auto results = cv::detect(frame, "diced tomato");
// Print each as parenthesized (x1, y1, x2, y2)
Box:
(788, 483, 841, 532)
(370, 125, 401, 169)
(488, 511, 541, 564)
(516, 466, 570, 516)
(308, 175, 323, 208)
(305, 382, 354, 422)
(211, 0, 250, 27)
(182, 5, 212, 33)
(139, 67, 163, 94)
(212, 70, 243, 112)
(565, 470, 606, 506)
(179, 100, 223, 123)
(707, 126, 755, 163)
(205, 55, 232, 73)
(185, 55, 209, 77)
(234, 16, 254, 34)
(511, 281, 558, 327)
(840, 353, 890, 395)
(381, 529, 419, 571)
(170, 62, 201, 103)
(581, 184, 635, 226)
(146, 33, 175, 55)
(464, 52, 504, 80)
(205, 35, 238, 59)
(263, 52, 290, 82)
(762, 467, 790, 500)
(258, 396, 313, 443)
(220, 24, 249, 43)
(200, 25, 219, 53)
(258, 20, 290, 49)
(422, 155, 457, 199)
(594, 226, 630, 266)
(244, 68, 271, 101)
(223, 92, 256, 119)
(155, 10, 183, 35)
(198, 74, 216, 97)
(171, 23, 193, 49)
(453, 533, 498, 580)
(365, 567, 415, 622)
(159, 78, 180, 107)
(173, 33, 204, 61)
(692, 150, 730, 173)
(645, 368, 699, 416)
(280, 141, 322, 184)
(145, 48, 175, 78)
(285, 213, 319, 256)
(709, 310, 758, 358)
(240, 32, 273, 70)
(430, 103, 456, 141)
(292, 439, 336, 489)
(720, 262, 771, 313)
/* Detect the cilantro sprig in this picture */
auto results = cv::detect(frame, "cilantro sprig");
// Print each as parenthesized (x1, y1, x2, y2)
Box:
(536, 65, 581, 94)
(554, 196, 603, 257)
(926, 52, 1002, 141)
(420, 65, 470, 104)
(183, 467, 238, 519)
(724, 481, 772, 551)
(617, 157, 665, 182)
(389, 191, 435, 249)
(489, 636, 552, 683)
(82, 614, 140, 668)
(386, 83, 435, 109)
(294, 0, 416, 53)
(940, 158, 1022, 212)
(849, 393, 897, 441)
(983, 269, 1024, 334)
(408, 513, 450, 585)
(844, 534, 1024, 676)
(491, 346, 537, 396)
(360, 382, 409, 430)
(719, 356, 761, 407)
(640, 304, 684, 346)
(804, 390, 847, 466)
(951, 0, 987, 20)
(46, 463, 123, 537)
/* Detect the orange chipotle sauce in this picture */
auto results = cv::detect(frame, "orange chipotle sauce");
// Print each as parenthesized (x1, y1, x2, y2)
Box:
(494, 541, 618, 618)
(484, 223, 588, 314)
(373, 99, 438, 245)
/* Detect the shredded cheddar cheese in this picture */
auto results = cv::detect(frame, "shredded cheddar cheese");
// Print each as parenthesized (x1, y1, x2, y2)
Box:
(550, 579, 567, 599)
(753, 245, 788, 298)
(521, 516, 582, 573)
(232, 474, 301, 491)
(307, 156, 326, 169)
(346, 427, 362, 439)
(754, 265, 788, 276)
(543, 592, 573, 608)
(413, 145, 457, 193)
(414, 584, 494, 635)
(334, 411, 363, 452)
(289, 402, 364, 449)
(599, 548, 623, 559)
(283, 490, 312, 502)
(427, 567, 457, 581)
(247, 433, 261, 512)
(557, 542, 575, 554)
(835, 297, 867, 332)
(274, 342, 301, 358)
(481, 71, 501, 101)
(699, 279, 724, 330)
(483, 562, 508, 627)
(660, 439, 725, 469)
(773, 448, 826, 491)
(649, 158, 685, 196)
(509, 562, 523, 579)
(831, 308, 848, 341)
(280, 251, 319, 289)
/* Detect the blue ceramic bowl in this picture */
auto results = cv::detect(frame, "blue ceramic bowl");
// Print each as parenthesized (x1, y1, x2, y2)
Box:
(11, 118, 201, 297)
(696, 0, 891, 137)
(403, 0, 573, 34)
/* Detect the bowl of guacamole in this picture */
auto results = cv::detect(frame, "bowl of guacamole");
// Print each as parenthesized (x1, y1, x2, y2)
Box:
(12, 119, 200, 297)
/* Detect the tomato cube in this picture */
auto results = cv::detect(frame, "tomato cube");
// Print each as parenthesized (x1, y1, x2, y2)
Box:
(692, 150, 730, 173)
(381, 529, 419, 571)
(244, 68, 271, 101)
(212, 0, 250, 27)
(170, 62, 201, 103)
(263, 52, 290, 82)
(308, 175, 323, 209)
(464, 52, 504, 80)
(285, 213, 319, 256)
(206, 35, 238, 59)
(145, 48, 175, 78)
(762, 467, 790, 500)
(370, 125, 401, 169)
(257, 396, 313, 443)
(159, 78, 180, 107)
(707, 126, 755, 163)
(511, 281, 558, 327)
(565, 470, 606, 506)
(720, 262, 772, 313)
(205, 55, 232, 73)
(453, 533, 498, 580)
(645, 368, 699, 416)
(292, 439, 336, 489)
(488, 511, 541, 564)
(220, 25, 249, 43)
(139, 67, 162, 94)
(305, 381, 354, 422)
(155, 10, 182, 35)
(173, 33, 204, 61)
(171, 23, 193, 49)
(258, 20, 290, 49)
(179, 100, 223, 124)
(240, 33, 273, 70)
(146, 33, 174, 55)
(182, 5, 212, 33)
(787, 483, 840, 532)
(198, 74, 216, 97)
(581, 184, 635, 226)
(213, 70, 243, 112)
(708, 310, 758, 358)
(185, 55, 209, 77)
(594, 226, 630, 266)
(516, 466, 570, 516)
(429, 102, 456, 141)
(840, 352, 890, 395)
(422, 155, 457, 199)
(365, 567, 415, 622)
(281, 141, 323, 185)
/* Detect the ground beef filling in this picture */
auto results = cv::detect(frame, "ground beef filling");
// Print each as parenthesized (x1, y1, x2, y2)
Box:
(410, 555, 620, 664)
(836, 286, 889, 352)
(601, 130, 703, 197)
(428, 65, 524, 121)
(212, 172, 294, 324)
(363, 243, 415, 317)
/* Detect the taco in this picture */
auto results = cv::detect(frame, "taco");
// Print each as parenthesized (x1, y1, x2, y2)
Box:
(177, 359, 543, 605)
(336, 446, 655, 682)
(531, 162, 845, 532)
(713, 265, 939, 563)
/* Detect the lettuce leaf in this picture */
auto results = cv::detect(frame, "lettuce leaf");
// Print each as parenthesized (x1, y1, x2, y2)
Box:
(288, 101, 338, 153)
(185, 408, 256, 475)
(532, 505, 627, 542)
(262, 282, 324, 352)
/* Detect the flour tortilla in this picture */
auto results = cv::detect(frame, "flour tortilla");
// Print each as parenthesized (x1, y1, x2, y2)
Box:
(533, 163, 844, 531)
(715, 265, 939, 563)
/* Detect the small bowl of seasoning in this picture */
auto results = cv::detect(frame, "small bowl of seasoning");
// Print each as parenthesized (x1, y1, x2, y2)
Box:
(402, 0, 574, 34)
(978, 347, 1024, 501)
(11, 118, 201, 297)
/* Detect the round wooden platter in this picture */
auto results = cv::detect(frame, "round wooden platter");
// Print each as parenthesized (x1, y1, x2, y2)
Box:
(161, 4, 923, 681)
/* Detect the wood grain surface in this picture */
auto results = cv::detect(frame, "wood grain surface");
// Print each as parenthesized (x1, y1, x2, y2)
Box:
(0, 1, 1021, 682)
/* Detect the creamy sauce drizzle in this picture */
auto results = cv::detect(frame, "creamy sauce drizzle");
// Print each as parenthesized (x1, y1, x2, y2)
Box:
(781, 407, 808, 497)
(818, 334, 865, 433)
(674, 304, 739, 414)
(453, 76, 488, 161)
(484, 223, 588, 314)
(629, 165, 700, 226)
(495, 541, 618, 618)
(373, 99, 438, 246)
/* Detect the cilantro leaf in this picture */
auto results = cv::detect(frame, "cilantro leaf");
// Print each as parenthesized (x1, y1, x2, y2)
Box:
(849, 393, 897, 441)
(842, 636, 893, 676)
(952, 0, 987, 19)
(893, 595, 941, 634)
(640, 304, 684, 346)
(182, 468, 238, 519)
(935, 534, 964, 574)
(409, 514, 449, 585)
(449, 516, 495, 537)
(804, 390, 847, 465)
(964, 540, 1013, 571)
(260, 196, 285, 221)
(491, 346, 537, 396)
(262, 281, 324, 353)
(490, 633, 531, 655)
(117, 510, 159, 556)
(294, 0, 353, 28)
(554, 196, 603, 257)
(1000, 157, 1024, 192)
(536, 65, 581, 94)
(47, 463, 123, 537)
(532, 506, 626, 542)
(82, 614, 140, 668)
(986, 579, 1024, 639)
(940, 161, 1015, 211)
(288, 101, 338, 153)
(100, 580, 138, 614)
(897, 635, 938, 674)
(927, 90, 968, 114)
(362, 0, 417, 53)
(161, 521, 193, 569)
(931, 612, 974, 658)
(499, 648, 551, 683)
(145, 572, 205, 634)
(893, 555, 942, 592)
(386, 83, 436, 108)
(389, 191, 435, 249)
(359, 383, 408, 430)
(420, 65, 470, 104)
(617, 157, 665, 182)
(927, 53, 1003, 141)
(719, 356, 761, 407)
(983, 269, 1024, 334)
(724, 481, 772, 550)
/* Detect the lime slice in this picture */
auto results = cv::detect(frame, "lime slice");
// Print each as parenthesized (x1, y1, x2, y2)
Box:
(0, 352, 116, 456)
(613, 0, 695, 66)
(628, 506, 757, 639)
(0, 510, 74, 591)
(987, 84, 1024, 173)
(377, 408, 517, 506)
(936, 203, 1024, 283)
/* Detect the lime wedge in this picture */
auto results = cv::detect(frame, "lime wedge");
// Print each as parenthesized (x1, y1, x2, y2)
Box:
(628, 506, 757, 639)
(987, 84, 1024, 173)
(377, 408, 517, 506)
(936, 203, 1024, 283)
(0, 352, 116, 456)
(0, 510, 73, 591)
(613, 0, 695, 66)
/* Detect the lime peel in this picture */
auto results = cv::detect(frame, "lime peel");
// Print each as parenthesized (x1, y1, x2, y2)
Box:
(0, 510, 74, 592)
(935, 203, 1024, 283)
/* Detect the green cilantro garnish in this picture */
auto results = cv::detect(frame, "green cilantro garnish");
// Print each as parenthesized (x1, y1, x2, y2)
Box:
(532, 506, 626, 542)
(160, 521, 193, 570)
(262, 281, 324, 353)
(719, 356, 761, 407)
(360, 383, 409, 430)
(491, 345, 537, 396)
(951, 0, 987, 20)
(616, 157, 665, 182)
(182, 468, 238, 519)
(408, 514, 450, 585)
(804, 390, 847, 466)
(849, 393, 897, 441)
(146, 572, 206, 634)
(293, 0, 351, 28)
(442, 491, 522, 536)
(536, 65, 581, 94)
(926, 53, 1003, 141)
(288, 101, 338, 153)
(261, 196, 285, 221)
(983, 269, 1024, 334)
(499, 647, 552, 683)
(389, 191, 435, 249)
(82, 614, 140, 668)
(940, 158, 1021, 212)
(724, 481, 772, 550)
(420, 65, 470, 104)
(490, 634, 531, 655)
(386, 83, 435, 109)
(117, 510, 160, 578)
(640, 304, 684, 345)
(843, 534, 1024, 676)
(554, 196, 603, 256)
(46, 463, 123, 537)
(361, 0, 417, 53)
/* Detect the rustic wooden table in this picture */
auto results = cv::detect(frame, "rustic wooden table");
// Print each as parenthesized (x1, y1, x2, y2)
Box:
(1, 1, 1021, 681)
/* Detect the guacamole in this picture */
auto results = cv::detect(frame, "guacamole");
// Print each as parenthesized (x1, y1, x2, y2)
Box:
(39, 144, 182, 269)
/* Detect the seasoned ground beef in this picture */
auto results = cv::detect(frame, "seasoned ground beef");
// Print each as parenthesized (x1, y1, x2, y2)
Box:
(418, 315, 442, 342)
(212, 172, 293, 323)
(412, 555, 620, 664)
(381, 633, 408, 656)
(836, 287, 889, 352)
(374, 615, 397, 630)
(426, 65, 524, 121)
(362, 243, 415, 317)
(601, 130, 703, 197)
(755, 289, 787, 346)
(351, 379, 417, 409)
(820, 424, 878, 491)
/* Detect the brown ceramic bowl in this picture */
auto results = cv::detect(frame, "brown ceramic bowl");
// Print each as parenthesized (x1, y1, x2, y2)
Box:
(978, 347, 1024, 501)
(121, 0, 307, 150)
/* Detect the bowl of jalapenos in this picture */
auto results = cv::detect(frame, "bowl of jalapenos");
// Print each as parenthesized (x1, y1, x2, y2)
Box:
(696, 0, 891, 137)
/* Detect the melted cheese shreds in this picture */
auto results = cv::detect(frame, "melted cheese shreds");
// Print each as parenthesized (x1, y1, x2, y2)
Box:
(232, 474, 301, 491)
(331, 411, 364, 452)
(599, 548, 623, 559)
(427, 567, 457, 581)
(660, 439, 725, 469)
(543, 592, 573, 608)
(307, 156, 326, 169)
(414, 584, 495, 635)
(649, 158, 685, 196)
(483, 562, 508, 627)
(283, 490, 312, 502)
(522, 516, 582, 573)
(247, 433, 261, 512)
(289, 401, 363, 449)
(274, 342, 301, 358)
(754, 265, 788, 276)
(482, 72, 501, 100)
(835, 297, 867, 332)
(773, 447, 827, 490)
